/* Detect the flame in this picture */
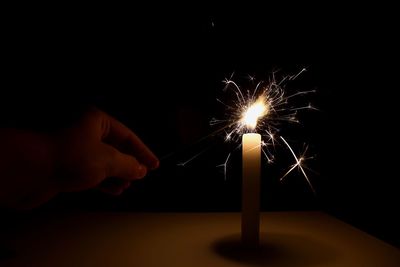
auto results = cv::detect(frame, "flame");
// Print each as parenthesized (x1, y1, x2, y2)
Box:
(241, 95, 269, 129)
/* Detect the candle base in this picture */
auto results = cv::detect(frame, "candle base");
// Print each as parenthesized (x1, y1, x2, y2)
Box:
(241, 235, 260, 249)
(241, 210, 260, 248)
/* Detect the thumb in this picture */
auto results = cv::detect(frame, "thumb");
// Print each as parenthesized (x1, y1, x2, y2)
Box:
(101, 143, 147, 180)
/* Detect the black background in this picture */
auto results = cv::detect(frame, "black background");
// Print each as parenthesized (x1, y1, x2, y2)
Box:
(2, 3, 399, 247)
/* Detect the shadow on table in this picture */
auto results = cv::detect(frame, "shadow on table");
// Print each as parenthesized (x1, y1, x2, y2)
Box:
(212, 232, 336, 267)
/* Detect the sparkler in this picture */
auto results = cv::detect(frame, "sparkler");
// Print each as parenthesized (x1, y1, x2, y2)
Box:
(211, 68, 317, 193)
(170, 68, 317, 193)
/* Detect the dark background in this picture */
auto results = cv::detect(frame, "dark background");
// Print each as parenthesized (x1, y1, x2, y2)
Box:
(2, 4, 399, 247)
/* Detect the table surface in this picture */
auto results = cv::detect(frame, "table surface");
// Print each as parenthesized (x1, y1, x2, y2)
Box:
(1, 211, 399, 267)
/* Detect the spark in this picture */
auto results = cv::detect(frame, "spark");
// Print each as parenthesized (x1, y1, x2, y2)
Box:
(222, 78, 245, 102)
(217, 152, 231, 181)
(280, 136, 315, 194)
(287, 104, 318, 112)
(289, 67, 307, 80)
(217, 143, 241, 181)
(248, 74, 256, 81)
(261, 142, 274, 164)
(177, 146, 211, 167)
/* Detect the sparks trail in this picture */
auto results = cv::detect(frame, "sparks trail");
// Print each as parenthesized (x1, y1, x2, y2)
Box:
(177, 146, 212, 167)
(217, 152, 231, 181)
(215, 69, 317, 193)
(289, 67, 307, 80)
(280, 137, 315, 194)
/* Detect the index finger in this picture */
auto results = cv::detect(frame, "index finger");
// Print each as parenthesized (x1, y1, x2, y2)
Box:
(103, 113, 159, 170)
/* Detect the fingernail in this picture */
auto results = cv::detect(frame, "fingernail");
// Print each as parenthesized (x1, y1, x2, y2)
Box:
(137, 164, 147, 178)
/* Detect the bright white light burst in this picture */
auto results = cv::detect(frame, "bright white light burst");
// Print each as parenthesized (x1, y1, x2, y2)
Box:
(241, 95, 269, 129)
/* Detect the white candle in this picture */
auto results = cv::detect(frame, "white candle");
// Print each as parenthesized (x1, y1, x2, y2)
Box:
(241, 133, 261, 247)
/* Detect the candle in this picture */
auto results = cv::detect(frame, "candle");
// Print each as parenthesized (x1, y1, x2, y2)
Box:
(241, 133, 261, 247)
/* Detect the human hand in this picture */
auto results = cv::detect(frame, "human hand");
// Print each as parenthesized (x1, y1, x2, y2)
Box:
(0, 107, 159, 209)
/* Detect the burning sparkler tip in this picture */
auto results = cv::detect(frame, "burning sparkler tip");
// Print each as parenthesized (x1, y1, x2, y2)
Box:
(214, 70, 316, 192)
